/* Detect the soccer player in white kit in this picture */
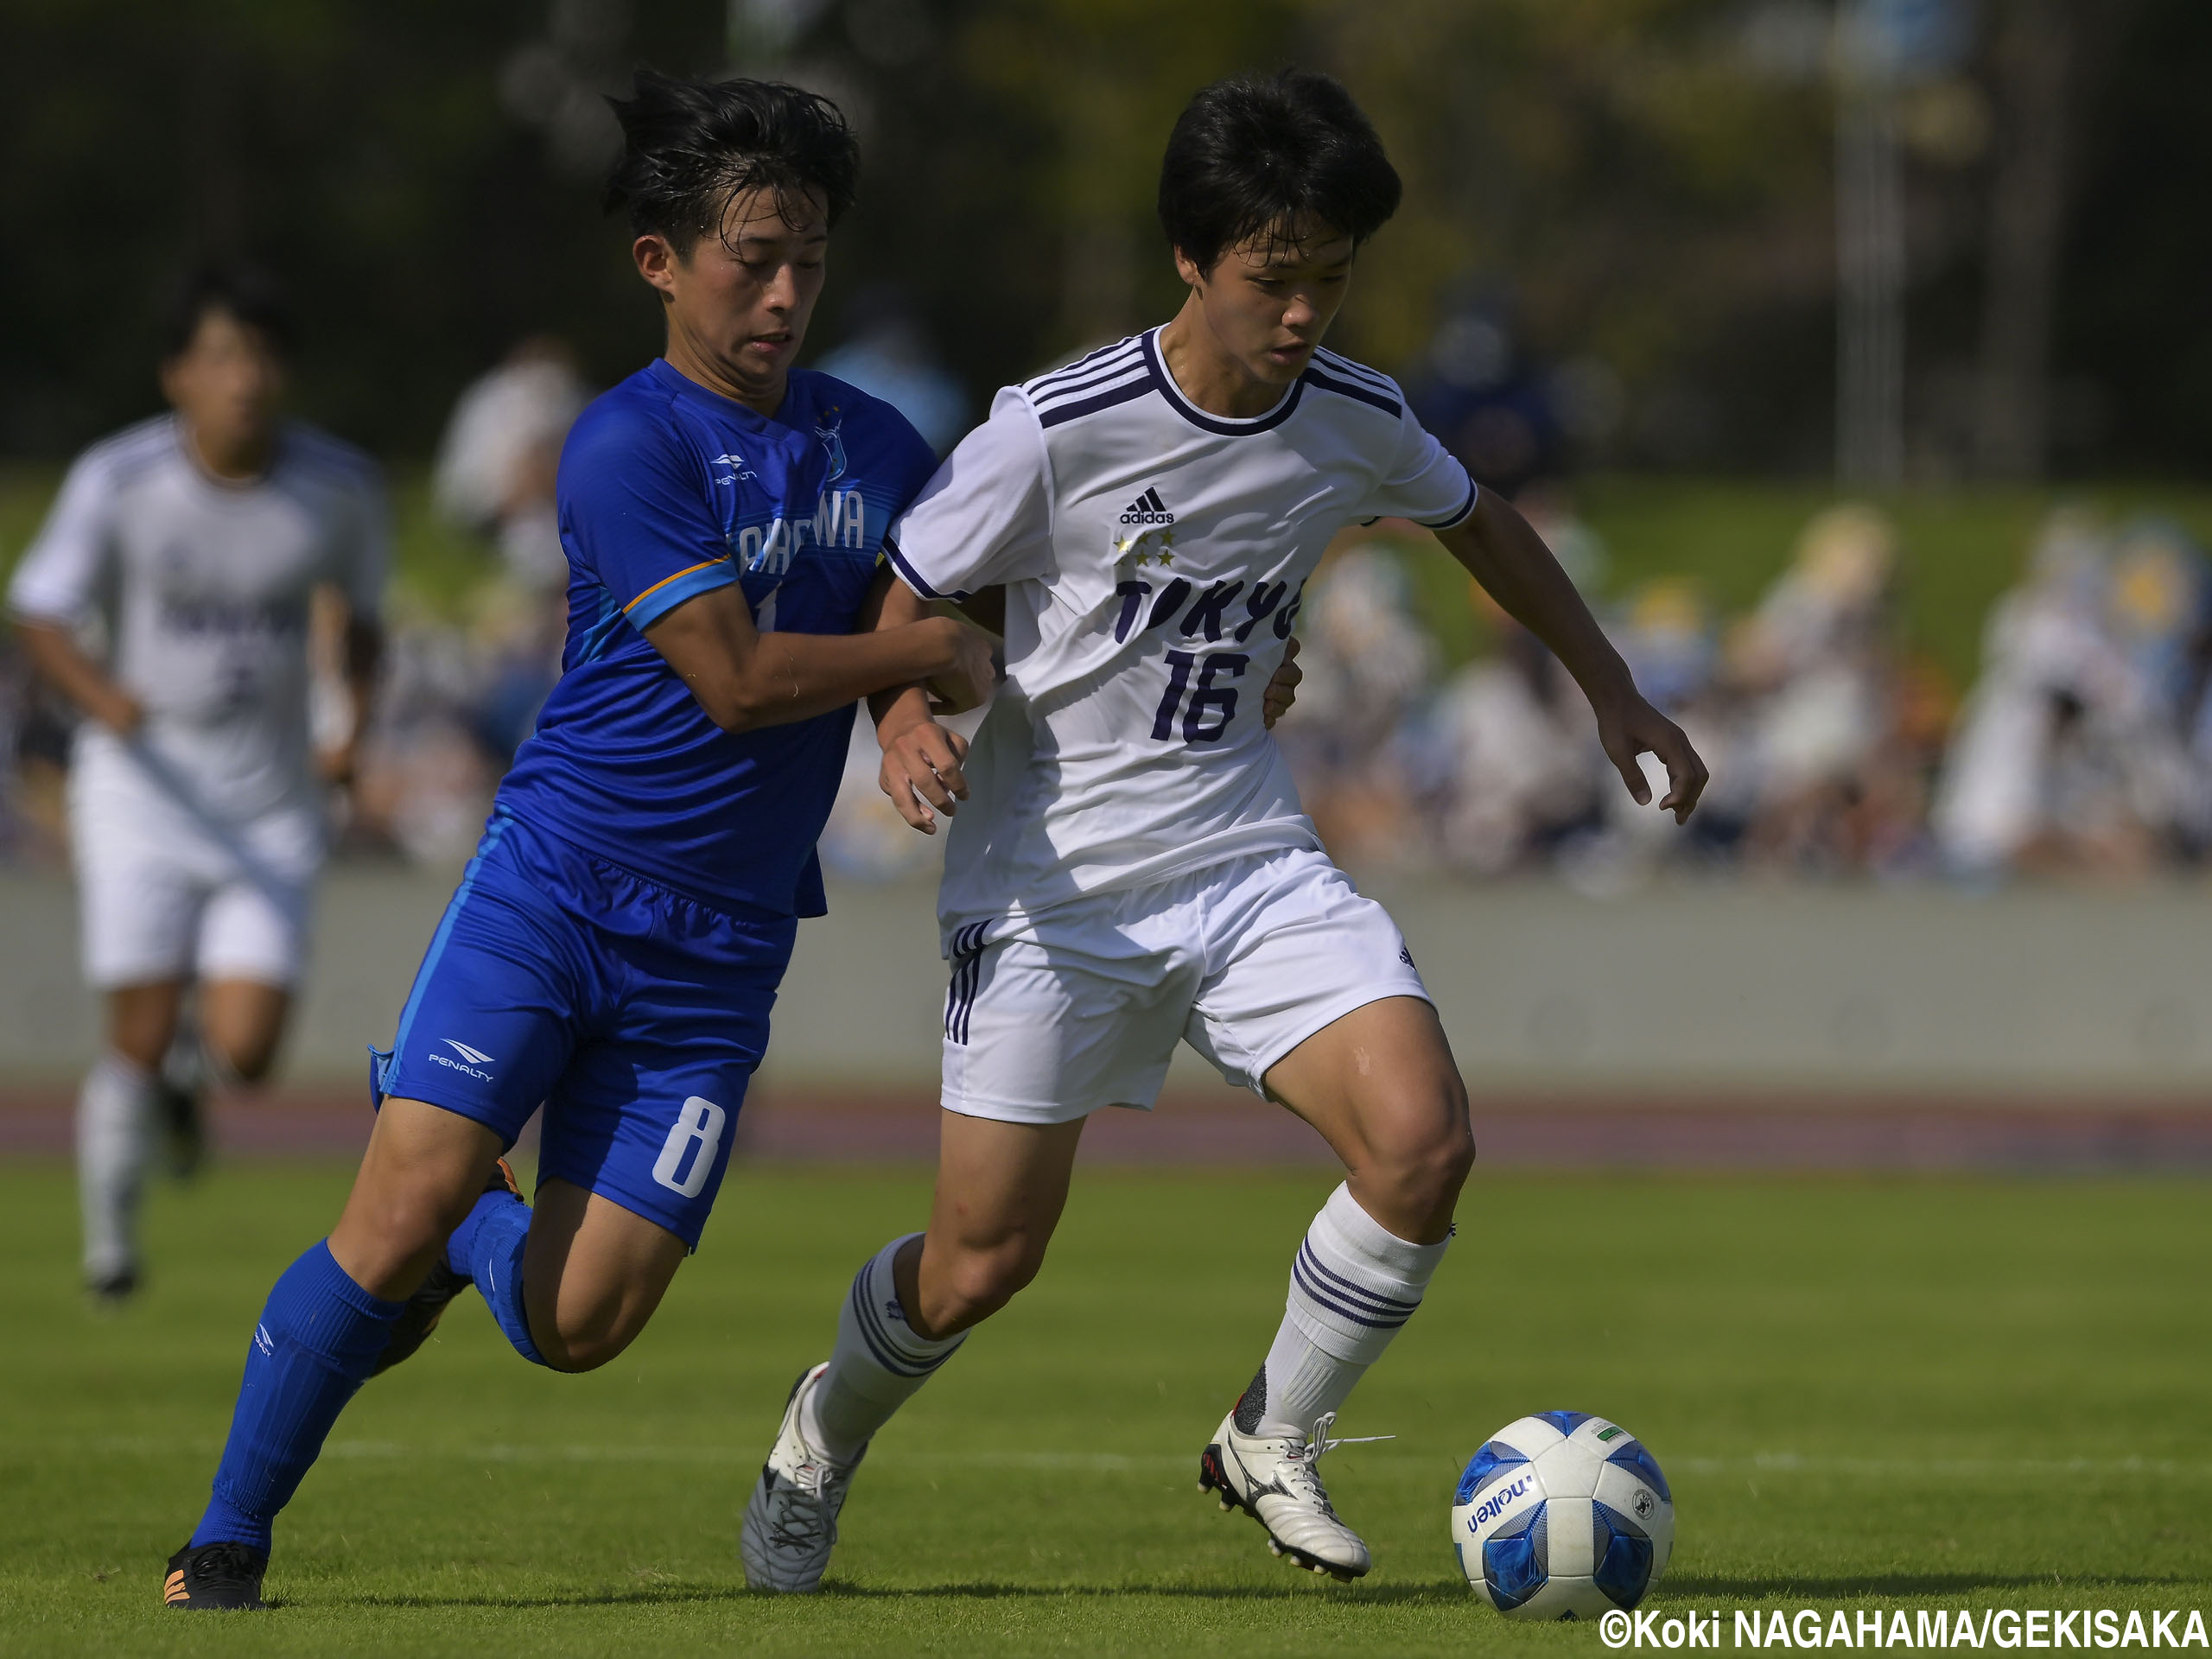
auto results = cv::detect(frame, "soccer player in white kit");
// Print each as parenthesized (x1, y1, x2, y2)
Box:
(741, 71, 1707, 1588)
(8, 268, 386, 1301)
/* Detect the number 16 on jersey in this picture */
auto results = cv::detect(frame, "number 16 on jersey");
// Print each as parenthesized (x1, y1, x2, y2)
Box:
(1153, 651, 1247, 744)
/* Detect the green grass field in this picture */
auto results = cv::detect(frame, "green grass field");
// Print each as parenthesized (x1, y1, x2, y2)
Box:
(1, 1160, 2206, 1656)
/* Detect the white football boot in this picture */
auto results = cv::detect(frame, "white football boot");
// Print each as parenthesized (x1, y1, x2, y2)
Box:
(1199, 1409, 1389, 1581)
(741, 1363, 864, 1593)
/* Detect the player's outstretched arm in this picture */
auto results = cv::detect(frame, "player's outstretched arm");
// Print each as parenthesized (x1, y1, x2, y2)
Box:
(1435, 492, 1709, 823)
(643, 577, 995, 736)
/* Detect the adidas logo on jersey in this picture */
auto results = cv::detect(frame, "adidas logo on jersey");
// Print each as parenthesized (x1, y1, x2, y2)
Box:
(1120, 486, 1175, 526)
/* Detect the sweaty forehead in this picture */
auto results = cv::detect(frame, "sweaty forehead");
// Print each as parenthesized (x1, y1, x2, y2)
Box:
(719, 185, 830, 246)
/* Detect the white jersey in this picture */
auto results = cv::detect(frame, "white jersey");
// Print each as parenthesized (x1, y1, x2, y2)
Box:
(886, 327, 1475, 946)
(8, 415, 388, 819)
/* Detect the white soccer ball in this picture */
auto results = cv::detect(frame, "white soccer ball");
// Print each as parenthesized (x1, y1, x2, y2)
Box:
(1452, 1411, 1674, 1620)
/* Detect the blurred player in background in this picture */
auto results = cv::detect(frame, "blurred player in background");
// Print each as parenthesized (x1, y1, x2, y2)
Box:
(6, 267, 385, 1304)
(741, 70, 1706, 1592)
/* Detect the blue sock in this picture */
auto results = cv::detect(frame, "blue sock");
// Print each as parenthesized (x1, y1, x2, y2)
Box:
(442, 1185, 514, 1280)
(448, 1191, 546, 1367)
(191, 1241, 404, 1552)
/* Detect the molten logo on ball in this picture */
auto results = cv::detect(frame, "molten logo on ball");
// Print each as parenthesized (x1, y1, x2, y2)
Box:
(1451, 1411, 1675, 1622)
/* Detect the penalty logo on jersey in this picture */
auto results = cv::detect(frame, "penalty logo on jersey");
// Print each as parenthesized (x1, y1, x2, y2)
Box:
(1115, 486, 1177, 565)
(429, 1038, 496, 1082)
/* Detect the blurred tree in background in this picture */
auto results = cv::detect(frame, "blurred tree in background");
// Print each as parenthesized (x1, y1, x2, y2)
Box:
(0, 0, 2204, 478)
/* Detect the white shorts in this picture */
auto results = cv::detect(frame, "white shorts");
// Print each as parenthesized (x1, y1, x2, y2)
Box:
(941, 846, 1431, 1126)
(68, 743, 323, 990)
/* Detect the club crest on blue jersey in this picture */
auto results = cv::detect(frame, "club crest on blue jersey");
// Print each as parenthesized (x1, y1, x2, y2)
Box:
(814, 407, 849, 486)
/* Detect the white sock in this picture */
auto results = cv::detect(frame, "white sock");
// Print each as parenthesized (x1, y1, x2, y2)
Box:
(802, 1234, 967, 1463)
(78, 1052, 155, 1283)
(1241, 1183, 1452, 1439)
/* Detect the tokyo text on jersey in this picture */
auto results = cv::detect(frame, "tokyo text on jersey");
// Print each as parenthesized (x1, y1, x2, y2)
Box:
(496, 359, 938, 916)
(883, 328, 1476, 945)
(5, 416, 388, 819)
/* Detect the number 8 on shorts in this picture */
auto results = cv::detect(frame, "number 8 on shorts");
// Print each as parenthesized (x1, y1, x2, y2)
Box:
(652, 1096, 727, 1198)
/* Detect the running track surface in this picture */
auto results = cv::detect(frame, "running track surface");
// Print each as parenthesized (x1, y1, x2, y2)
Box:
(3, 1087, 2209, 1171)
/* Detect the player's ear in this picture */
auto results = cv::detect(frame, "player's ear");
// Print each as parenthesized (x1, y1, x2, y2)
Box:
(632, 233, 681, 300)
(1173, 245, 1206, 290)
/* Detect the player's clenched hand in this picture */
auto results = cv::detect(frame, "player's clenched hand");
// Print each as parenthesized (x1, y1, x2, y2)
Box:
(880, 717, 971, 834)
(1262, 636, 1302, 729)
(1593, 689, 1709, 823)
(921, 617, 1001, 716)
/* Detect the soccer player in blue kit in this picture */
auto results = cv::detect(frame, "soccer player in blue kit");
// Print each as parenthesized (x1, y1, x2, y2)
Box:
(157, 72, 1003, 1609)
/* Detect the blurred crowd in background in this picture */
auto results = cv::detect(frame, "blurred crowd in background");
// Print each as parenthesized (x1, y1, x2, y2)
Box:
(5, 299, 2209, 893)
(1278, 497, 2212, 891)
(3, 0, 2209, 888)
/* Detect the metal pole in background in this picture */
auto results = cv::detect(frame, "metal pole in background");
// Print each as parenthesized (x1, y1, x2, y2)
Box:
(1835, 0, 1906, 489)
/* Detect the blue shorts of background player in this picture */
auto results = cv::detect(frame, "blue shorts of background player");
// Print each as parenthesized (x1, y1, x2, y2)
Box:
(372, 812, 792, 1250)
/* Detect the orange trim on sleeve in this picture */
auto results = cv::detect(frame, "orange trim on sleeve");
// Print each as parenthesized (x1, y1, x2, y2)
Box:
(624, 558, 728, 615)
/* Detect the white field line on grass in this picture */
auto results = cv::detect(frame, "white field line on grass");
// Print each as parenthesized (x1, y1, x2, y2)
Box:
(57, 1437, 2212, 1481)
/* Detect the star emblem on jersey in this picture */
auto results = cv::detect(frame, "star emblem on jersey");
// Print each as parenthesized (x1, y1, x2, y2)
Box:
(1115, 486, 1178, 563)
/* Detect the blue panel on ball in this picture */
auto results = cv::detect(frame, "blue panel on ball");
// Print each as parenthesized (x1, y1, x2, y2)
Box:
(1592, 1500, 1656, 1608)
(1534, 1409, 1594, 1435)
(1483, 1499, 1550, 1611)
(1456, 1440, 1531, 1505)
(1605, 1441, 1673, 1503)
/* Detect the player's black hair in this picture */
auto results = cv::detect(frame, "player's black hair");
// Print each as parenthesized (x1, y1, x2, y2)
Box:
(604, 68, 859, 254)
(162, 263, 296, 359)
(1156, 70, 1402, 273)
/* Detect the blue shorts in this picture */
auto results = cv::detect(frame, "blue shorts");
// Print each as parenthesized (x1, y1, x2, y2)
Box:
(374, 813, 795, 1249)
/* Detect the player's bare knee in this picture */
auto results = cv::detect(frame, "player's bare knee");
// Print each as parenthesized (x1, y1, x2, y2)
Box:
(940, 1238, 1043, 1324)
(537, 1332, 625, 1374)
(1358, 1107, 1473, 1218)
(1408, 1079, 1475, 1195)
(364, 1188, 461, 1261)
(353, 1159, 481, 1261)
(1430, 1125, 1476, 1208)
(218, 1040, 280, 1087)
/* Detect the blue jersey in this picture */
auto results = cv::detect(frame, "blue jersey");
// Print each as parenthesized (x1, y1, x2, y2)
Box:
(496, 359, 939, 916)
